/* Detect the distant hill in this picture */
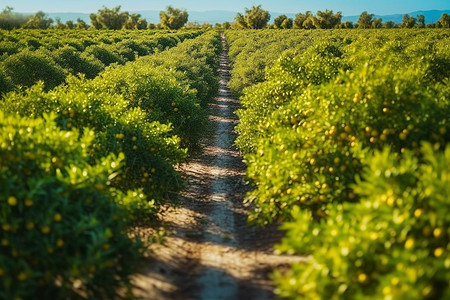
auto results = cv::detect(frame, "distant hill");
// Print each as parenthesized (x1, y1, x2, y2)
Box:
(42, 9, 450, 25)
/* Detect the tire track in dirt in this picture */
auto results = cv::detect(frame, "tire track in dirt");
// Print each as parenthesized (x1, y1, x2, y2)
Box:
(131, 32, 306, 300)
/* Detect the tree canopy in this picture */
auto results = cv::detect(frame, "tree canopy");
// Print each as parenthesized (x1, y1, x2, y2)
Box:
(90, 6, 129, 30)
(401, 14, 416, 28)
(22, 11, 53, 29)
(313, 10, 342, 29)
(1, 5, 450, 30)
(294, 11, 314, 29)
(292, 10, 341, 29)
(273, 15, 293, 29)
(357, 11, 374, 29)
(159, 6, 189, 30)
(437, 13, 450, 28)
(0, 6, 29, 30)
(234, 5, 271, 29)
(417, 14, 425, 28)
(124, 13, 147, 30)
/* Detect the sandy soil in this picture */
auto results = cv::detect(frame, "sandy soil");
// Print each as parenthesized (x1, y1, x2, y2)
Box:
(131, 34, 306, 300)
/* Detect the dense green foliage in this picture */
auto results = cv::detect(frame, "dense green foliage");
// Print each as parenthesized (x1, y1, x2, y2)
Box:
(1, 49, 66, 91)
(159, 6, 189, 30)
(234, 5, 271, 29)
(89, 6, 130, 30)
(228, 29, 450, 299)
(0, 112, 142, 299)
(95, 32, 220, 148)
(274, 143, 450, 299)
(0, 29, 203, 94)
(1, 79, 186, 206)
(0, 7, 29, 30)
(0, 30, 220, 298)
(226, 30, 320, 96)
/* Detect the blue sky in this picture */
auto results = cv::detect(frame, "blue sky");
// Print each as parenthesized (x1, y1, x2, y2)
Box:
(1, 0, 449, 16)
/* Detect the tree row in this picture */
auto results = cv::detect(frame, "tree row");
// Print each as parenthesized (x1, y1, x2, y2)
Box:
(0, 6, 190, 30)
(1, 5, 449, 31)
(227, 29, 450, 299)
(232, 5, 450, 29)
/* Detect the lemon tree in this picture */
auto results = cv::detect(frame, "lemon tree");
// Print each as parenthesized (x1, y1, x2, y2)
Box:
(0, 111, 141, 299)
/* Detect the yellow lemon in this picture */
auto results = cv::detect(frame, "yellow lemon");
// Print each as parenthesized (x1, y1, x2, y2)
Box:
(41, 226, 51, 234)
(25, 198, 33, 207)
(53, 213, 62, 222)
(7, 196, 17, 206)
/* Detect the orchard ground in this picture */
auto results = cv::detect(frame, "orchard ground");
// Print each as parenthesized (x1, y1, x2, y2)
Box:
(131, 33, 306, 300)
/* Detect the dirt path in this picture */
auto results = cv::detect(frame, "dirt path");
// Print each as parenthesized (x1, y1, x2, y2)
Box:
(131, 33, 305, 300)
